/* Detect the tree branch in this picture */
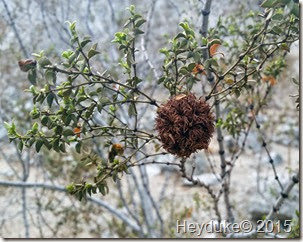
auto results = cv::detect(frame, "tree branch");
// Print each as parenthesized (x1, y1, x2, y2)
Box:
(0, 180, 142, 233)
(227, 171, 299, 238)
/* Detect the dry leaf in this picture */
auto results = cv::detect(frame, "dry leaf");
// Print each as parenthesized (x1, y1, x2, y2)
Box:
(112, 143, 124, 155)
(18, 59, 36, 72)
(192, 63, 206, 75)
(210, 43, 220, 57)
(73, 127, 81, 137)
(224, 78, 234, 85)
(262, 76, 277, 86)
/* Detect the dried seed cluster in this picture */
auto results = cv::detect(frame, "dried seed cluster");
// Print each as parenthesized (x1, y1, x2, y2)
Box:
(155, 93, 215, 158)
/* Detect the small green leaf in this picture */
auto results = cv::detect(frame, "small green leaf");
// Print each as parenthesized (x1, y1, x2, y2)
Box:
(179, 66, 189, 75)
(292, 77, 299, 85)
(188, 63, 196, 72)
(68, 53, 77, 64)
(271, 13, 283, 20)
(284, 0, 294, 16)
(269, 26, 283, 35)
(43, 138, 52, 150)
(27, 138, 36, 148)
(47, 93, 55, 108)
(193, 52, 201, 63)
(66, 184, 75, 194)
(63, 89, 72, 99)
(157, 77, 165, 84)
(75, 141, 82, 153)
(88, 49, 100, 59)
(35, 139, 44, 152)
(175, 33, 186, 39)
(134, 29, 144, 35)
(45, 70, 56, 85)
(234, 89, 241, 98)
(291, 3, 299, 17)
(38, 57, 52, 68)
(32, 122, 39, 133)
(128, 103, 137, 117)
(28, 69, 37, 85)
(128, 5, 135, 13)
(98, 184, 106, 196)
(135, 19, 146, 28)
(18, 141, 24, 152)
(187, 76, 195, 90)
(52, 138, 60, 152)
(41, 116, 49, 126)
(62, 50, 73, 59)
(260, 0, 277, 8)
(80, 39, 91, 48)
(209, 39, 222, 46)
(59, 142, 66, 152)
(4, 122, 11, 131)
(63, 129, 75, 137)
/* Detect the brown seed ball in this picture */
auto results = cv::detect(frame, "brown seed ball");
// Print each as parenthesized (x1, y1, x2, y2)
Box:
(155, 93, 215, 158)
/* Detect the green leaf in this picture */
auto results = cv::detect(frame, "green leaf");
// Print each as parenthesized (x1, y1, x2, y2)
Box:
(128, 5, 135, 13)
(260, 0, 277, 8)
(35, 139, 44, 152)
(66, 184, 75, 194)
(128, 103, 137, 117)
(32, 122, 39, 133)
(98, 184, 106, 196)
(278, 0, 291, 4)
(18, 141, 24, 152)
(284, 0, 294, 16)
(80, 39, 91, 48)
(234, 89, 241, 98)
(45, 69, 56, 85)
(134, 29, 144, 35)
(209, 39, 222, 46)
(271, 13, 283, 20)
(179, 22, 189, 31)
(61, 50, 73, 59)
(43, 138, 52, 150)
(68, 21, 77, 32)
(187, 76, 195, 90)
(68, 52, 77, 64)
(292, 77, 299, 85)
(269, 26, 283, 35)
(179, 66, 189, 75)
(157, 77, 165, 84)
(88, 49, 100, 59)
(201, 37, 208, 46)
(38, 57, 52, 68)
(204, 58, 218, 69)
(175, 33, 186, 39)
(41, 116, 49, 126)
(193, 52, 201, 63)
(47, 93, 55, 108)
(75, 141, 82, 153)
(63, 129, 75, 137)
(27, 138, 36, 148)
(77, 96, 87, 103)
(28, 69, 37, 85)
(63, 88, 72, 98)
(4, 122, 11, 131)
(52, 138, 60, 152)
(59, 142, 66, 152)
(291, 3, 299, 17)
(188, 63, 196, 72)
(135, 19, 146, 28)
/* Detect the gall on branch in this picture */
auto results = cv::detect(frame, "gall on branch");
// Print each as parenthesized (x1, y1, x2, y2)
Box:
(155, 93, 215, 158)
